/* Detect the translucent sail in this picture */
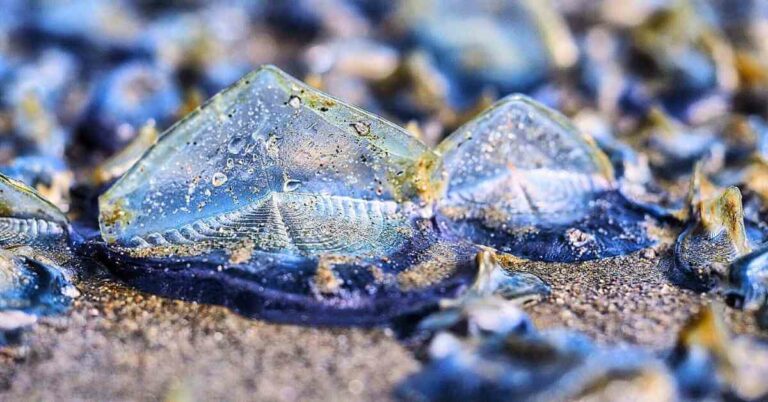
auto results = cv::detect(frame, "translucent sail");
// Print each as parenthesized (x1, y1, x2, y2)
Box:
(99, 65, 435, 258)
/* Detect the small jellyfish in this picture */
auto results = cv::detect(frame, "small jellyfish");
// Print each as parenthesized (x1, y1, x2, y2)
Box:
(0, 248, 74, 346)
(415, 249, 547, 338)
(399, 0, 575, 108)
(727, 247, 768, 327)
(667, 306, 731, 401)
(628, 0, 736, 113)
(416, 298, 532, 341)
(4, 48, 77, 160)
(33, 0, 146, 56)
(80, 61, 181, 153)
(0, 173, 77, 284)
(0, 174, 76, 343)
(97, 65, 475, 324)
(0, 155, 73, 212)
(399, 325, 673, 401)
(99, 65, 434, 255)
(0, 249, 73, 315)
(435, 94, 654, 261)
(674, 167, 752, 290)
(638, 108, 726, 179)
(467, 249, 549, 303)
(10, 91, 68, 159)
(0, 174, 70, 248)
(667, 306, 768, 400)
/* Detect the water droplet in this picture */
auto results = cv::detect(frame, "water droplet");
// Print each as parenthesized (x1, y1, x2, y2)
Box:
(212, 172, 228, 187)
(283, 179, 302, 192)
(228, 137, 245, 154)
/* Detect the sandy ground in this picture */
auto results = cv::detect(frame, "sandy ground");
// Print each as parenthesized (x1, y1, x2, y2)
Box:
(525, 246, 762, 349)
(0, 279, 418, 401)
(0, 239, 763, 401)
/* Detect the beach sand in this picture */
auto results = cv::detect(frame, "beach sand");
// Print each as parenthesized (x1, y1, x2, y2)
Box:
(0, 241, 763, 401)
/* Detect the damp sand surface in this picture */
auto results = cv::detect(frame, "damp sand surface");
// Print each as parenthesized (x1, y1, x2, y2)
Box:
(524, 246, 764, 349)
(0, 280, 418, 401)
(0, 246, 764, 401)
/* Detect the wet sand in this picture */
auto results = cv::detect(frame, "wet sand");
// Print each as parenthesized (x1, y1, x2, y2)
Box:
(525, 246, 763, 349)
(0, 280, 418, 401)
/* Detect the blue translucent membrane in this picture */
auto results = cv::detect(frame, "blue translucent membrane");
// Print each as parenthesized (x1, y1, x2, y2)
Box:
(97, 65, 652, 323)
(0, 174, 74, 328)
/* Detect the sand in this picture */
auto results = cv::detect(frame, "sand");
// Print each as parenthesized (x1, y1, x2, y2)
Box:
(0, 238, 763, 401)
(0, 279, 418, 401)
(525, 246, 762, 349)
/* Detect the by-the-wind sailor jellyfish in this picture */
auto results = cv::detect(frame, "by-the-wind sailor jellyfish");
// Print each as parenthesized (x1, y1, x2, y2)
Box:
(0, 173, 70, 250)
(728, 247, 768, 328)
(0, 249, 73, 314)
(0, 173, 77, 342)
(675, 185, 752, 291)
(0, 248, 75, 345)
(97, 65, 654, 325)
(97, 65, 475, 325)
(435, 94, 653, 261)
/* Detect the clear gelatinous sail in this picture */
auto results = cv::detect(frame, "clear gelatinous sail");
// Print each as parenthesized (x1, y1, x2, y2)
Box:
(0, 173, 68, 247)
(99, 65, 435, 258)
(435, 95, 649, 261)
(437, 94, 614, 227)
